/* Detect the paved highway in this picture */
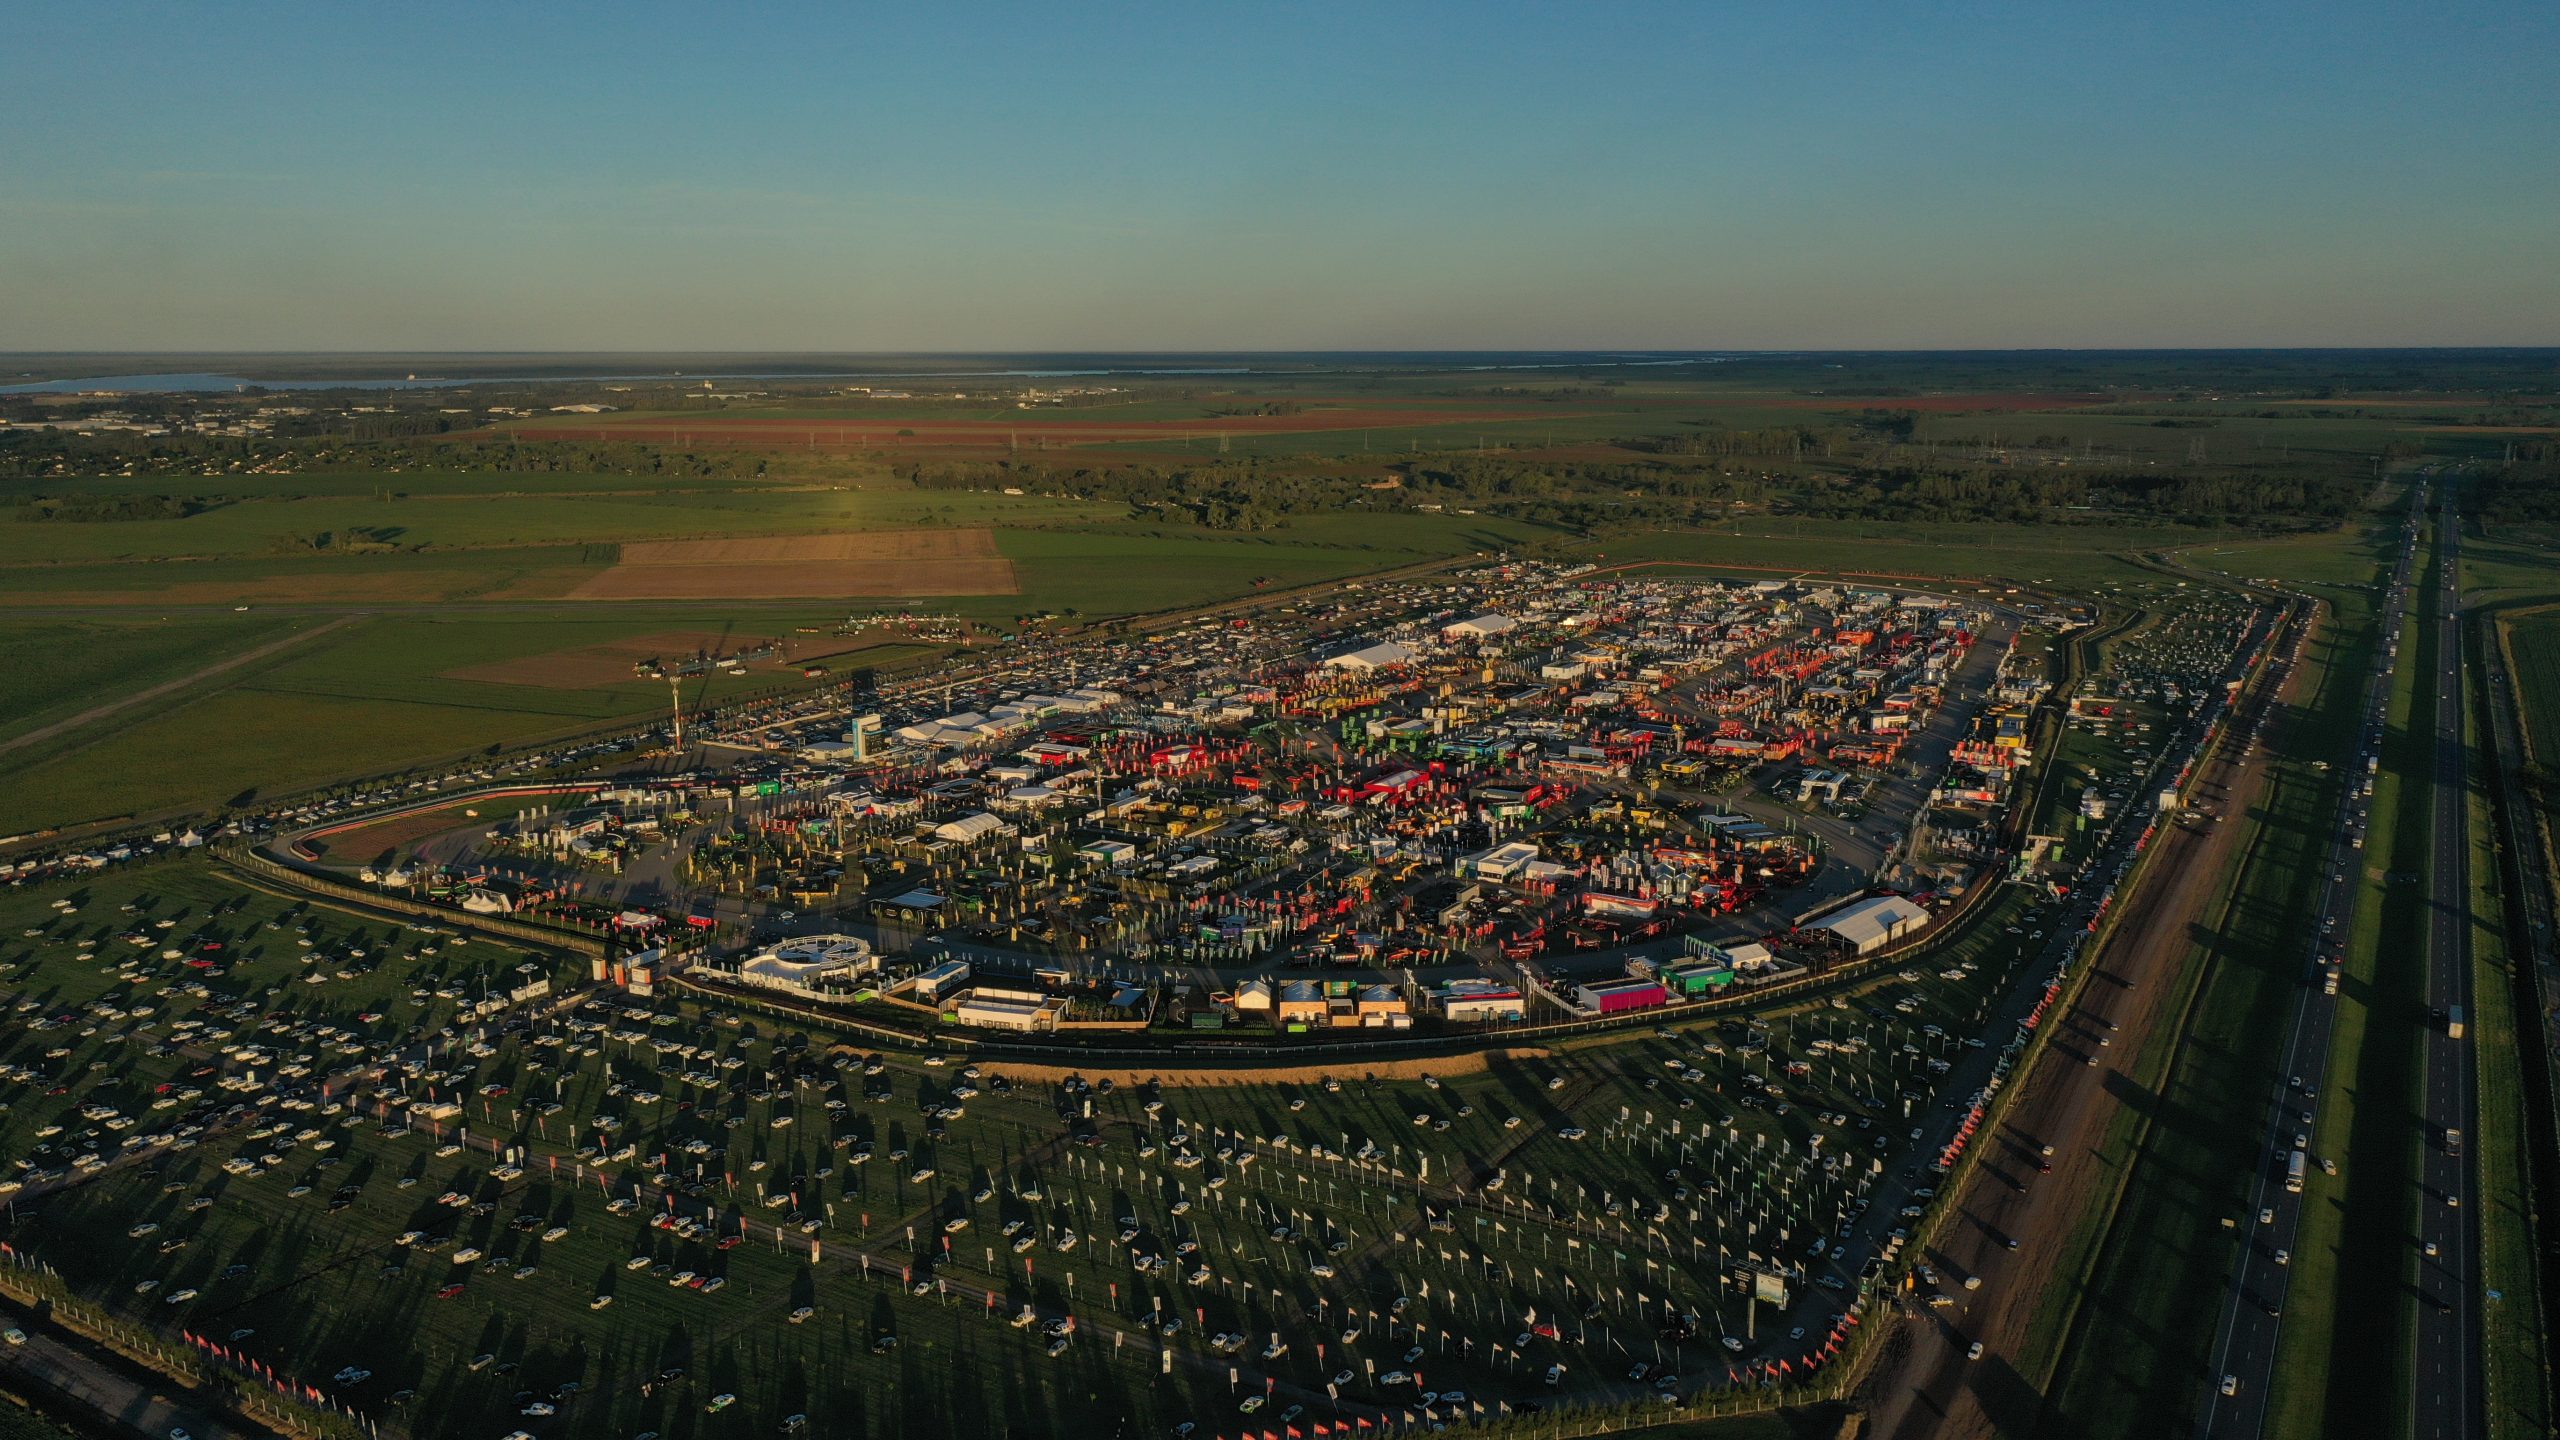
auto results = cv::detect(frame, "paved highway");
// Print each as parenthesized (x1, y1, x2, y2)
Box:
(2197, 491, 2419, 1437)
(2412, 486, 2479, 1440)
(2198, 482, 2480, 1439)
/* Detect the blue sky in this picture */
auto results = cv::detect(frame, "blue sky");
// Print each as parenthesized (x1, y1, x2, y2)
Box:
(3, 2, 2553, 349)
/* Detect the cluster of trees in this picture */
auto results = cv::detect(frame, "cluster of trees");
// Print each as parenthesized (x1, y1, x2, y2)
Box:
(420, 440, 767, 478)
(904, 440, 2380, 538)
(906, 448, 2363, 533)
(907, 459, 1322, 530)
(10, 492, 209, 522)
(1480, 384, 1619, 399)
(906, 455, 1775, 532)
(2469, 445, 2560, 527)
(269, 527, 406, 553)
(1793, 463, 2362, 525)
(1626, 424, 1845, 459)
(0, 429, 767, 481)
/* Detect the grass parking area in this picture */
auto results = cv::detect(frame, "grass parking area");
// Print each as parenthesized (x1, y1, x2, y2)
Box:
(0, 863, 574, 1167)
(0, 836, 2087, 1440)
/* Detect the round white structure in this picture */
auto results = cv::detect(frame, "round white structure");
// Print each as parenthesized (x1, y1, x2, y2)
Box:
(735, 934, 876, 999)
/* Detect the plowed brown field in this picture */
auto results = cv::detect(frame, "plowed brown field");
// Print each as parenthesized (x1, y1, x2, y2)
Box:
(566, 529, 1017, 600)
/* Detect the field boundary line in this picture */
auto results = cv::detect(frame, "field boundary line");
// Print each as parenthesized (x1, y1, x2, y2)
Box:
(0, 613, 363, 760)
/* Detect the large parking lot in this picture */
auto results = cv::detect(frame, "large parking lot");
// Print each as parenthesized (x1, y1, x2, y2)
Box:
(0, 850, 2089, 1440)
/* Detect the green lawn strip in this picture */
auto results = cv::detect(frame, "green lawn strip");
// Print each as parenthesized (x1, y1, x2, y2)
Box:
(2043, 590, 2376, 1439)
(2274, 519, 2437, 1437)
(2506, 607, 2560, 771)
(2273, 589, 2426, 1424)
(2466, 639, 2555, 1440)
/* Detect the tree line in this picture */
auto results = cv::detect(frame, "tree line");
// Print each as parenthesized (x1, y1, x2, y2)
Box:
(0, 430, 769, 480)
(10, 492, 210, 522)
(904, 450, 2369, 532)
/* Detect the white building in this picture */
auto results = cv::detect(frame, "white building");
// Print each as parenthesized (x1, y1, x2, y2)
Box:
(1809, 894, 1932, 954)
(1439, 981, 1526, 1023)
(1441, 613, 1518, 641)
(1323, 640, 1420, 671)
(913, 960, 973, 1002)
(1460, 841, 1541, 884)
(735, 935, 876, 1000)
(931, 811, 1014, 845)
(953, 988, 1064, 1032)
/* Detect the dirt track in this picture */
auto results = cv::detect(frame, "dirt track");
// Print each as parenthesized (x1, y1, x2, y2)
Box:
(1857, 601, 2310, 1440)
(0, 614, 360, 759)
(971, 1048, 1555, 1090)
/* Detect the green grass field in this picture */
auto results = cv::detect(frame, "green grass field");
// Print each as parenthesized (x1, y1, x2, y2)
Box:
(2456, 534, 2560, 610)
(2503, 607, 2560, 771)
(2186, 528, 2399, 591)
(0, 484, 1106, 567)
(2464, 645, 2553, 1440)
(0, 612, 313, 744)
(0, 612, 896, 833)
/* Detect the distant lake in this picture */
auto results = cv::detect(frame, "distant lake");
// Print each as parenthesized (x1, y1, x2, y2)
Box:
(0, 353, 1741, 395)
(0, 371, 467, 394)
(0, 368, 1254, 395)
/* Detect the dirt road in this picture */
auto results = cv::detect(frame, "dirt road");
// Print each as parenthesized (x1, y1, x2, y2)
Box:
(1857, 600, 2310, 1440)
(0, 614, 360, 759)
